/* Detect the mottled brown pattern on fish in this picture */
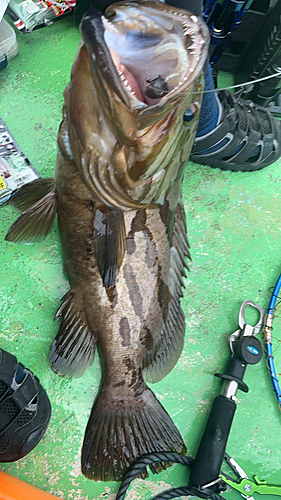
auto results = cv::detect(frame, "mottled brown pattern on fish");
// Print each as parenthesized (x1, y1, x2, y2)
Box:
(140, 326, 154, 351)
(129, 210, 147, 234)
(123, 263, 144, 321)
(126, 210, 146, 255)
(119, 316, 131, 347)
(157, 280, 170, 320)
(106, 285, 118, 306)
(126, 237, 136, 255)
(159, 201, 170, 229)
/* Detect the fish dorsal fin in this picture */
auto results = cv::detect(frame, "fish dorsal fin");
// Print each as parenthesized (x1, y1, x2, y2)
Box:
(143, 199, 190, 383)
(10, 178, 55, 212)
(50, 289, 96, 378)
(5, 188, 57, 245)
(93, 206, 126, 288)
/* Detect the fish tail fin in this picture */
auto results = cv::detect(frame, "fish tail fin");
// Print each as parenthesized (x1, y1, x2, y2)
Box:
(81, 385, 186, 481)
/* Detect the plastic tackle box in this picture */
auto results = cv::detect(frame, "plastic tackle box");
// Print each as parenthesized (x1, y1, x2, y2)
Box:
(0, 17, 18, 60)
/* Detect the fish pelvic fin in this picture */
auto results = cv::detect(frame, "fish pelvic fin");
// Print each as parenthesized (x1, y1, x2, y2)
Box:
(50, 289, 96, 378)
(9, 178, 55, 212)
(81, 385, 186, 481)
(93, 206, 126, 288)
(5, 181, 57, 245)
(143, 199, 190, 383)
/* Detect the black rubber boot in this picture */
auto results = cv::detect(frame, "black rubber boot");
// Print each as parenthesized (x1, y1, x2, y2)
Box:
(190, 89, 281, 172)
(0, 348, 51, 462)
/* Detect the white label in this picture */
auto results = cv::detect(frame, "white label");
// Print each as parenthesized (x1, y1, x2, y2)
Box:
(21, 0, 42, 14)
(7, 169, 38, 191)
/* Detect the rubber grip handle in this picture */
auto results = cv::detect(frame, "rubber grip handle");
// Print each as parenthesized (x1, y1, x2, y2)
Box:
(189, 395, 236, 490)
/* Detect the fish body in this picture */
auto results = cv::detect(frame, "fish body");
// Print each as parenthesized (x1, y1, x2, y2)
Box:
(6, 1, 209, 481)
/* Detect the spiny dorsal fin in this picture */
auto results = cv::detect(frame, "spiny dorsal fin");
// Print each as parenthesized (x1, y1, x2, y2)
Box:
(50, 289, 96, 378)
(10, 178, 55, 212)
(143, 199, 190, 383)
(5, 189, 57, 245)
(93, 206, 126, 288)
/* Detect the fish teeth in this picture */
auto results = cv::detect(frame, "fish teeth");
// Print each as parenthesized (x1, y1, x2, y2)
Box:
(115, 66, 136, 97)
(183, 28, 192, 35)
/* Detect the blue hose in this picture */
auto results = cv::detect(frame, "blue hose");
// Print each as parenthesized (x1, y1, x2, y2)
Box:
(264, 273, 281, 409)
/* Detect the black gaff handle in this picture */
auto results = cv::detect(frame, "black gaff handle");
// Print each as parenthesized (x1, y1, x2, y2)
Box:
(188, 335, 262, 498)
(188, 395, 236, 498)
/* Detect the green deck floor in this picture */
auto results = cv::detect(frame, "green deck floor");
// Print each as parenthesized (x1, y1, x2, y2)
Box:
(1, 13, 281, 500)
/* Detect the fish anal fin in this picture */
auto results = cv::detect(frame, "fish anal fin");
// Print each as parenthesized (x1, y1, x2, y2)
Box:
(10, 178, 55, 212)
(143, 199, 190, 383)
(93, 206, 126, 288)
(81, 385, 186, 481)
(5, 190, 57, 245)
(50, 289, 96, 378)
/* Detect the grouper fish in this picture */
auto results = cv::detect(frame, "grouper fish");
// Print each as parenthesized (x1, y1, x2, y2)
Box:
(5, 1, 209, 481)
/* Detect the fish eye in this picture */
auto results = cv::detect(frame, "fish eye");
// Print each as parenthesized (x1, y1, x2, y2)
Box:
(183, 102, 199, 125)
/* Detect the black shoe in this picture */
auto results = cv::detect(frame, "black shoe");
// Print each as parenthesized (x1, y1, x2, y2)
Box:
(190, 89, 281, 172)
(0, 349, 51, 462)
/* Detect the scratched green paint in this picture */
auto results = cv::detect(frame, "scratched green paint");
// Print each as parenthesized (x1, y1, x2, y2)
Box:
(0, 14, 281, 500)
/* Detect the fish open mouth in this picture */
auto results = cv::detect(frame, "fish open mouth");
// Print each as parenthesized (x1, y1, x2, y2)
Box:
(74, 3, 209, 210)
(80, 3, 207, 107)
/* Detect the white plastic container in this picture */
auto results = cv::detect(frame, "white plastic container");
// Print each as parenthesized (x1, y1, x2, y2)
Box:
(0, 18, 18, 60)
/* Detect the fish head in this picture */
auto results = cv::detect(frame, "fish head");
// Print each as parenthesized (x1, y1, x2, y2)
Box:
(62, 1, 209, 209)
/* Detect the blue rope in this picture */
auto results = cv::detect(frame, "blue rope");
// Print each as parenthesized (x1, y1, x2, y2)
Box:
(264, 273, 281, 409)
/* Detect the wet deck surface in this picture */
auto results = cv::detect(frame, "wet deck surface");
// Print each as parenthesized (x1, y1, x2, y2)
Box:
(0, 14, 281, 500)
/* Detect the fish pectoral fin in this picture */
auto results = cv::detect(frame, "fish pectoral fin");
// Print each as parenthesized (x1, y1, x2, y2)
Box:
(93, 206, 126, 288)
(5, 189, 57, 244)
(10, 178, 55, 212)
(81, 385, 186, 481)
(50, 289, 96, 378)
(143, 199, 190, 383)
